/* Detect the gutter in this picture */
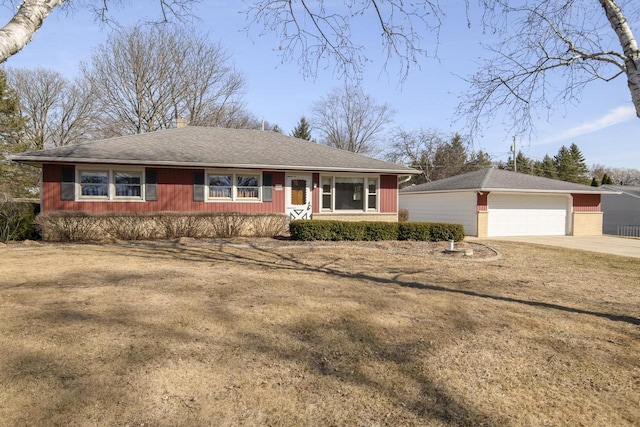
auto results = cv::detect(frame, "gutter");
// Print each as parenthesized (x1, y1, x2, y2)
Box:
(10, 156, 420, 175)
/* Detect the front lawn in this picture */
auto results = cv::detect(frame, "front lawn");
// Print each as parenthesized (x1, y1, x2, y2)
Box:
(0, 240, 638, 426)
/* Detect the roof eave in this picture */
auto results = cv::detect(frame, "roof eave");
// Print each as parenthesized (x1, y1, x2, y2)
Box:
(10, 156, 419, 175)
(400, 187, 620, 195)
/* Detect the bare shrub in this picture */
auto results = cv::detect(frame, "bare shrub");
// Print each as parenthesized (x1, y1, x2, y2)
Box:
(206, 213, 249, 238)
(36, 212, 101, 242)
(99, 213, 157, 241)
(248, 214, 288, 237)
(398, 208, 409, 222)
(156, 213, 208, 239)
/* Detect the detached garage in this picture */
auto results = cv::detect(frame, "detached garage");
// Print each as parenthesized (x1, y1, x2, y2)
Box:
(399, 169, 618, 237)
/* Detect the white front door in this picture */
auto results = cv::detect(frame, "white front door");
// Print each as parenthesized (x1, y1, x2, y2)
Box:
(285, 175, 312, 220)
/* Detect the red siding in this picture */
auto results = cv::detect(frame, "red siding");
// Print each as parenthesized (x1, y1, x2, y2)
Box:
(572, 193, 601, 213)
(42, 164, 285, 214)
(477, 192, 489, 211)
(312, 173, 320, 214)
(42, 164, 400, 215)
(380, 175, 397, 213)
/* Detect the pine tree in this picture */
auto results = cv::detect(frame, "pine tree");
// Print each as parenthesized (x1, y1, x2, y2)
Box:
(591, 177, 599, 187)
(465, 150, 492, 172)
(601, 173, 614, 185)
(568, 143, 590, 184)
(536, 155, 557, 179)
(432, 133, 467, 180)
(291, 116, 312, 140)
(0, 69, 34, 198)
(554, 144, 590, 184)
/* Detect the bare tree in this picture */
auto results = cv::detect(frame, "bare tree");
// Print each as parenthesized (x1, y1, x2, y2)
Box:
(82, 25, 248, 136)
(8, 67, 95, 149)
(591, 164, 640, 185)
(0, 0, 199, 63)
(246, 1, 442, 81)
(460, 0, 640, 135)
(387, 128, 448, 184)
(2, 1, 638, 135)
(311, 85, 393, 155)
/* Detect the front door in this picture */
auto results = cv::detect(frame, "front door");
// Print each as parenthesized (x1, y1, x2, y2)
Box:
(285, 175, 312, 220)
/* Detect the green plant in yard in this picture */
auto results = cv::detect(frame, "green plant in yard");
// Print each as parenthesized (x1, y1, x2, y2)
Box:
(0, 195, 38, 242)
(289, 220, 465, 242)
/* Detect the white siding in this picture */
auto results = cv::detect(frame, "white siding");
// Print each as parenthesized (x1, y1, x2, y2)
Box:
(488, 193, 570, 236)
(399, 192, 478, 236)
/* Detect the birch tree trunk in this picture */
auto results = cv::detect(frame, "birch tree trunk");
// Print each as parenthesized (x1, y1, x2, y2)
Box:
(0, 0, 65, 63)
(600, 0, 640, 118)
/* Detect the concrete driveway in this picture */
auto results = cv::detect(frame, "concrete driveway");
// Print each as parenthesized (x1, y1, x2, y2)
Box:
(470, 235, 640, 258)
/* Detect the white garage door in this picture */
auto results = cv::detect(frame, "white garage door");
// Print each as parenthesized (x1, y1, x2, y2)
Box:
(488, 194, 569, 236)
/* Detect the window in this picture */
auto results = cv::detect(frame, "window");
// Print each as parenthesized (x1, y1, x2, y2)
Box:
(78, 168, 145, 201)
(367, 178, 378, 211)
(320, 175, 379, 212)
(209, 175, 232, 199)
(80, 171, 108, 197)
(114, 171, 142, 198)
(237, 175, 259, 199)
(335, 177, 364, 210)
(290, 179, 307, 205)
(205, 171, 261, 202)
(321, 177, 332, 211)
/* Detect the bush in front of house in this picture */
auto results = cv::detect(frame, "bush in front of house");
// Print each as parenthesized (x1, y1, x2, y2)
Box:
(289, 220, 465, 242)
(35, 211, 288, 242)
(0, 195, 39, 242)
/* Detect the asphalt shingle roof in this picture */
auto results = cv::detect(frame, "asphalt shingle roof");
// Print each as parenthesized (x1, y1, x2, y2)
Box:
(601, 185, 640, 198)
(400, 168, 618, 194)
(11, 127, 417, 175)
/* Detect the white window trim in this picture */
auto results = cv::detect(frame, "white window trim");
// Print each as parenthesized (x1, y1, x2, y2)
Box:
(205, 170, 262, 203)
(76, 166, 146, 202)
(319, 174, 380, 213)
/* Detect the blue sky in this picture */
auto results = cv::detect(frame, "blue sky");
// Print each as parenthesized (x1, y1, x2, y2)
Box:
(2, 1, 639, 169)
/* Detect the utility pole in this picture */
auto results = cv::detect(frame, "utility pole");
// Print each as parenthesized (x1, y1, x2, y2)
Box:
(511, 136, 517, 172)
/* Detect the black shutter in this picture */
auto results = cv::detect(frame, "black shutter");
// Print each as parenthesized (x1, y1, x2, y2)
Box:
(61, 167, 75, 200)
(262, 172, 273, 202)
(145, 169, 158, 201)
(193, 171, 205, 201)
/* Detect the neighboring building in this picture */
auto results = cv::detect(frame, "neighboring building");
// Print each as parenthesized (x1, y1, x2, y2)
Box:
(11, 127, 418, 221)
(399, 168, 618, 237)
(601, 185, 640, 236)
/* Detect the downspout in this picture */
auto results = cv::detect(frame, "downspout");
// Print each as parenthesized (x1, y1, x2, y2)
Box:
(398, 175, 412, 185)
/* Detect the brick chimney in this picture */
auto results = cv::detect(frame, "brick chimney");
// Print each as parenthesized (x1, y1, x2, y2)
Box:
(177, 118, 187, 128)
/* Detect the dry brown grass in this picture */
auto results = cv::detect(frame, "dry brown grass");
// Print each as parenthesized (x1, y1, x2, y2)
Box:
(0, 239, 638, 426)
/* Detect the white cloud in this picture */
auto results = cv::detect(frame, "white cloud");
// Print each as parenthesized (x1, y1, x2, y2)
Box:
(536, 105, 636, 145)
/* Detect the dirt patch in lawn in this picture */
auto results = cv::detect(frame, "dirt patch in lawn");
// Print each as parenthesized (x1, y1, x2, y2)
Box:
(0, 239, 638, 426)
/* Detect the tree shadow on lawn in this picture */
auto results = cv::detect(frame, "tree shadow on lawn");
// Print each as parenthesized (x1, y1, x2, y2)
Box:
(118, 242, 640, 327)
(1, 264, 507, 426)
(5, 242, 637, 425)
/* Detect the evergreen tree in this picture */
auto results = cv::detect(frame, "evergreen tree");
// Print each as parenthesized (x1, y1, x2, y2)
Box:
(536, 155, 557, 179)
(466, 149, 493, 172)
(553, 144, 590, 184)
(601, 173, 614, 185)
(291, 116, 312, 141)
(591, 177, 599, 187)
(568, 143, 590, 184)
(432, 133, 467, 180)
(0, 69, 34, 198)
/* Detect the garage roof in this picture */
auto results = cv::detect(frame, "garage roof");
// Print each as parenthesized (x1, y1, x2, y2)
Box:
(400, 168, 620, 195)
(10, 126, 419, 175)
